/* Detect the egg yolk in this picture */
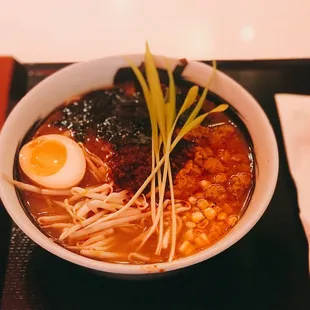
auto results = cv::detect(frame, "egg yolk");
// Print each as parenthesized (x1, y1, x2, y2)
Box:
(29, 139, 67, 176)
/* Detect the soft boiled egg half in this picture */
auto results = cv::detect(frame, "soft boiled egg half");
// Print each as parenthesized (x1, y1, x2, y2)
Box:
(19, 134, 86, 189)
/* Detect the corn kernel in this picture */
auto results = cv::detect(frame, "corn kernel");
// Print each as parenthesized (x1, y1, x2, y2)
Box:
(223, 203, 233, 213)
(194, 233, 211, 247)
(199, 180, 211, 189)
(179, 241, 195, 255)
(204, 207, 217, 221)
(184, 229, 195, 241)
(194, 192, 204, 198)
(182, 215, 188, 222)
(210, 225, 221, 234)
(227, 215, 238, 227)
(188, 196, 197, 205)
(208, 232, 219, 241)
(194, 236, 204, 247)
(197, 219, 209, 228)
(200, 233, 209, 242)
(191, 212, 204, 223)
(197, 199, 209, 210)
(185, 221, 197, 228)
(217, 212, 227, 221)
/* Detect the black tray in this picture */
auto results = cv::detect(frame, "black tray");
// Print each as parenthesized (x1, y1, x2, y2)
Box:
(1, 60, 310, 310)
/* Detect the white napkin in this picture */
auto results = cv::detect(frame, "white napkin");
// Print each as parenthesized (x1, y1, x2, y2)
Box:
(275, 94, 310, 270)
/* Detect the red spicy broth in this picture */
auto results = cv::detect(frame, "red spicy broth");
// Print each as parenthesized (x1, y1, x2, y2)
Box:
(15, 82, 254, 264)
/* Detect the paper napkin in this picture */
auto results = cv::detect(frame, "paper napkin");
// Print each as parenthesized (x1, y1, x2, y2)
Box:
(275, 94, 310, 270)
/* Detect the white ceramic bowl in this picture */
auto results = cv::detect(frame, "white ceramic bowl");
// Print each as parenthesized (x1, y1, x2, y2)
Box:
(0, 55, 278, 276)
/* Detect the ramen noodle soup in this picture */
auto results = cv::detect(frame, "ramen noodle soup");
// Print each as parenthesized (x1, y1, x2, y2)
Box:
(13, 52, 254, 264)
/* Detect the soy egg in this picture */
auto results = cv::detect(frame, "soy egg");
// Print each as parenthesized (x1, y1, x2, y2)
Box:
(19, 134, 86, 189)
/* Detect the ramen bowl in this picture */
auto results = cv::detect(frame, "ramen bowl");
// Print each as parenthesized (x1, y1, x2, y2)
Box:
(0, 54, 278, 277)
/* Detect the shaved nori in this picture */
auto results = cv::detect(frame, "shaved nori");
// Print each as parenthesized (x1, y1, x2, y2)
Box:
(54, 87, 151, 147)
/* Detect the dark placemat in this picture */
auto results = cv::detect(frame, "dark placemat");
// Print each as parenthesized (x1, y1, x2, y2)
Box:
(1, 60, 310, 310)
(0, 58, 27, 305)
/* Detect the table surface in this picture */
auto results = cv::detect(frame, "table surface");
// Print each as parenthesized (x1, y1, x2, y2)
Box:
(0, 60, 310, 310)
(1, 0, 310, 62)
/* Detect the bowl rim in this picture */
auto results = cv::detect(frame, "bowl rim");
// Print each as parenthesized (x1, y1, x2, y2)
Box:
(0, 54, 279, 275)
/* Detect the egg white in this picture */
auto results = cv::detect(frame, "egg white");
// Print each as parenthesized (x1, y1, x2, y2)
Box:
(19, 134, 86, 189)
